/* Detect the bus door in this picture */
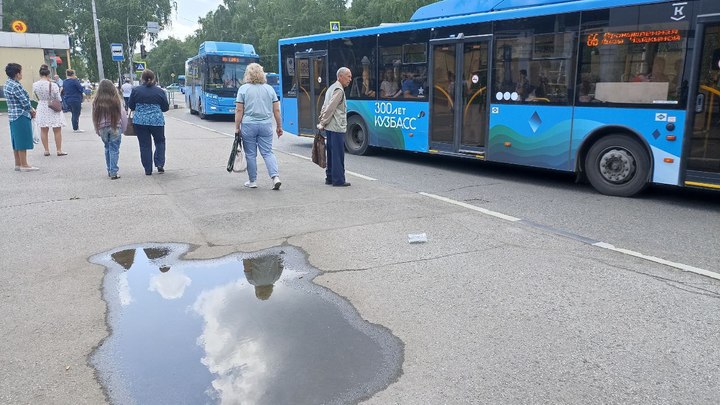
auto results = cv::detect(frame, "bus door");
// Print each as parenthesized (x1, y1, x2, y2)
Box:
(295, 51, 328, 136)
(685, 17, 720, 189)
(429, 35, 491, 154)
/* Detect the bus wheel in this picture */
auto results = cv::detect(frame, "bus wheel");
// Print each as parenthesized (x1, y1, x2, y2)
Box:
(585, 134, 650, 197)
(199, 102, 206, 119)
(345, 115, 370, 155)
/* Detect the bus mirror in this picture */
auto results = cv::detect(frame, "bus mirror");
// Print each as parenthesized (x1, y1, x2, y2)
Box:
(695, 93, 705, 113)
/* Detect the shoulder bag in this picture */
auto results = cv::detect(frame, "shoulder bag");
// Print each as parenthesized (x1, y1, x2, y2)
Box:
(48, 81, 63, 112)
(124, 112, 136, 136)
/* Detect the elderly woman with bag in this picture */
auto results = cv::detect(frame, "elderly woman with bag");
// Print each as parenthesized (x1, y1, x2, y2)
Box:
(4, 63, 38, 171)
(32, 64, 67, 156)
(234, 63, 283, 190)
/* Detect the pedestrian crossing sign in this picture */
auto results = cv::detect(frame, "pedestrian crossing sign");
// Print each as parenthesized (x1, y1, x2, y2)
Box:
(134, 62, 146, 72)
(330, 21, 340, 32)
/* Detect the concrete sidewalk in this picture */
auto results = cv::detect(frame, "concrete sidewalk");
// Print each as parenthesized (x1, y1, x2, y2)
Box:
(1, 108, 719, 404)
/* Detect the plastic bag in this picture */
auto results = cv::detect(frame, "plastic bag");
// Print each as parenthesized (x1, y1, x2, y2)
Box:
(233, 142, 247, 173)
(32, 118, 40, 144)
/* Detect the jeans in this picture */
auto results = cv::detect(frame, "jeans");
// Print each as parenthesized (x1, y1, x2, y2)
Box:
(98, 127, 122, 176)
(134, 124, 166, 174)
(325, 130, 346, 185)
(68, 101, 82, 130)
(241, 123, 278, 182)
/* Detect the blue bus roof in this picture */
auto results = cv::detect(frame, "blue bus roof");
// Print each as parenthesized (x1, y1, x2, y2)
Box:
(279, 0, 671, 45)
(197, 41, 258, 57)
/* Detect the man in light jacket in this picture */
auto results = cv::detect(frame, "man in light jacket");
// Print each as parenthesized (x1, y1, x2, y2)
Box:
(317, 67, 352, 187)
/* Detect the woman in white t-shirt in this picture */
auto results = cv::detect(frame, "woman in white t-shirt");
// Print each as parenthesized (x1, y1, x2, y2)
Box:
(234, 63, 283, 190)
(379, 69, 400, 98)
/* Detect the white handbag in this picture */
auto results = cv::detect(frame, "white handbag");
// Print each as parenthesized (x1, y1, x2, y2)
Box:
(233, 142, 247, 173)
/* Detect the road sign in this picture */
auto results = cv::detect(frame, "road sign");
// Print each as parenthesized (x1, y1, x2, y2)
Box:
(147, 21, 159, 34)
(111, 43, 124, 62)
(134, 62, 146, 72)
(11, 20, 28, 33)
(330, 21, 340, 32)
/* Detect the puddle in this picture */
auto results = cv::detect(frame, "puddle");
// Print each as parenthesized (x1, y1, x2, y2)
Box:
(90, 244, 403, 405)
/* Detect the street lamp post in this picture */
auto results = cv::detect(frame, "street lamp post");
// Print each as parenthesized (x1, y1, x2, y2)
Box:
(91, 0, 105, 80)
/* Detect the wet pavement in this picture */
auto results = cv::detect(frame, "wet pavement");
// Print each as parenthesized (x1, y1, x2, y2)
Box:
(90, 245, 403, 405)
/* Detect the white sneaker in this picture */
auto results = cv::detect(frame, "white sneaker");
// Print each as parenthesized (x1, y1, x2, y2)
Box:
(19, 166, 39, 172)
(73, 129, 85, 133)
(272, 176, 282, 190)
(244, 181, 257, 188)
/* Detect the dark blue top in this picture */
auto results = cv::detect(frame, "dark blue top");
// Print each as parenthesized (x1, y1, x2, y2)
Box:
(62, 77, 84, 103)
(128, 84, 169, 126)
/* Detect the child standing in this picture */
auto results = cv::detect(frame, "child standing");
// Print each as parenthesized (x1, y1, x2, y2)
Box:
(92, 79, 127, 179)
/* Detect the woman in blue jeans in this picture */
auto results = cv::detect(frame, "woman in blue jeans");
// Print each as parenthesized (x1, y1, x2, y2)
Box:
(234, 63, 283, 189)
(128, 69, 169, 175)
(92, 80, 127, 179)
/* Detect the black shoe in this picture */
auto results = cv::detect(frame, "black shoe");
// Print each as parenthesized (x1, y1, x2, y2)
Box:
(110, 175, 120, 180)
(145, 172, 152, 176)
(157, 167, 165, 173)
(333, 182, 351, 187)
(325, 180, 332, 185)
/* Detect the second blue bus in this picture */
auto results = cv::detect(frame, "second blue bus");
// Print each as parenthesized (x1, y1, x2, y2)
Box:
(185, 41, 260, 118)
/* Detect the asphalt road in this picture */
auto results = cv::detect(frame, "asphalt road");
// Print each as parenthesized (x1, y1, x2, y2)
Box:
(172, 109, 720, 273)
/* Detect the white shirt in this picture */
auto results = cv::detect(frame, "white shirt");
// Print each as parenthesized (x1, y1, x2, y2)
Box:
(121, 82, 133, 97)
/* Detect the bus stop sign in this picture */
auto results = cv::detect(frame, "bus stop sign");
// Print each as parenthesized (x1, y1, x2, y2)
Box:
(111, 43, 124, 61)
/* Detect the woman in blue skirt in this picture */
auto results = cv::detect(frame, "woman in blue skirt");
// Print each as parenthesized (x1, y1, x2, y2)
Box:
(4, 63, 38, 171)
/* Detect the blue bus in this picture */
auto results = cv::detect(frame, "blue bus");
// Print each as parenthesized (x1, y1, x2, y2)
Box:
(279, 0, 720, 196)
(266, 73, 281, 98)
(185, 41, 259, 119)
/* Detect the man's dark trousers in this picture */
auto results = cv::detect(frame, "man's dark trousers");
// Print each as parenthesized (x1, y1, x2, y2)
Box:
(325, 130, 346, 185)
(68, 101, 82, 130)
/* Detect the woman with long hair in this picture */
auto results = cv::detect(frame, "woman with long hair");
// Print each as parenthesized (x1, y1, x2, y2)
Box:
(128, 69, 169, 175)
(4, 63, 38, 171)
(32, 64, 67, 156)
(92, 79, 127, 179)
(234, 63, 283, 189)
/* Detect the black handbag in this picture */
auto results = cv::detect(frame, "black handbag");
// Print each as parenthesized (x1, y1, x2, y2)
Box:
(227, 133, 241, 172)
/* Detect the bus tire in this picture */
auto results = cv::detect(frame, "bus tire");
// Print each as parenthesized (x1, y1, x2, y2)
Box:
(199, 102, 206, 119)
(345, 115, 371, 155)
(584, 134, 650, 197)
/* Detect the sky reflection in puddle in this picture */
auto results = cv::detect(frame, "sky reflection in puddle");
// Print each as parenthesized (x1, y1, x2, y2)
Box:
(90, 244, 402, 405)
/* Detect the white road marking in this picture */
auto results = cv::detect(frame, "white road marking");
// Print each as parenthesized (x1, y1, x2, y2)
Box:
(593, 242, 720, 280)
(347, 171, 377, 181)
(420, 192, 719, 281)
(288, 153, 311, 161)
(419, 192, 521, 222)
(169, 116, 233, 137)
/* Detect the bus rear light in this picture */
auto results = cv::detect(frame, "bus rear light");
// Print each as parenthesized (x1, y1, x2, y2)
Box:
(666, 135, 676, 141)
(504, 142, 512, 147)
(663, 158, 674, 163)
(408, 133, 414, 137)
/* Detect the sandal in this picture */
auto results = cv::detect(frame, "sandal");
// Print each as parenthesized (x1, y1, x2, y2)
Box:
(57, 152, 68, 156)
(44, 151, 50, 156)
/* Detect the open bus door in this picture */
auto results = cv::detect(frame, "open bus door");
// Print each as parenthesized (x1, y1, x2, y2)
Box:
(295, 51, 328, 136)
(429, 35, 491, 155)
(685, 16, 720, 190)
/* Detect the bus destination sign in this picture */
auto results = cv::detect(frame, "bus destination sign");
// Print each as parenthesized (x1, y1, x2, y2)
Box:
(586, 29, 682, 47)
(222, 57, 241, 63)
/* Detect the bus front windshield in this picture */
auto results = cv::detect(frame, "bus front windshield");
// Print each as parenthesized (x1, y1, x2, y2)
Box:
(205, 62, 248, 97)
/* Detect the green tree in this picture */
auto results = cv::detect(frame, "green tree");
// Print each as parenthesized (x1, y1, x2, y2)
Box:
(145, 37, 195, 85)
(3, 0, 70, 34)
(347, 0, 436, 28)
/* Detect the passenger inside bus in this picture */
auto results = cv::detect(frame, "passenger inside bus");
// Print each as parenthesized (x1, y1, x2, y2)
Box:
(648, 56, 669, 82)
(402, 70, 426, 98)
(380, 69, 400, 98)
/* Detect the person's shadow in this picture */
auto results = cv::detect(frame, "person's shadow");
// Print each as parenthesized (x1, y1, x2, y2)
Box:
(243, 256, 283, 301)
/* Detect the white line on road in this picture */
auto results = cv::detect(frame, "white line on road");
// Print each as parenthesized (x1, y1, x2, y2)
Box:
(419, 192, 521, 221)
(288, 153, 311, 161)
(169, 116, 233, 137)
(593, 242, 720, 280)
(420, 192, 720, 281)
(347, 171, 377, 181)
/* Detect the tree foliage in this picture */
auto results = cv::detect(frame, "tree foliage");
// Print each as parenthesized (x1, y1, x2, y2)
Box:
(4, 0, 438, 82)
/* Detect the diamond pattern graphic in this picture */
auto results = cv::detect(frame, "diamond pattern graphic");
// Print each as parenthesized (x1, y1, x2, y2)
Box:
(652, 129, 661, 139)
(529, 112, 542, 133)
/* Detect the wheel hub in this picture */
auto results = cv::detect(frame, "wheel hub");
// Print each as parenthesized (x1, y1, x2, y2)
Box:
(599, 148, 636, 184)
